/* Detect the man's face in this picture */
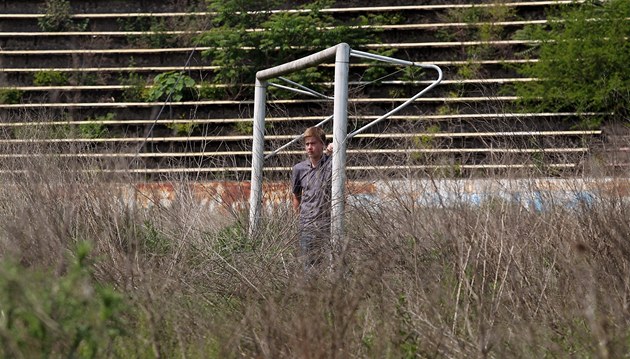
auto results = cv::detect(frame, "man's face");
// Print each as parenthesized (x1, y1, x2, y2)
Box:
(304, 136, 324, 160)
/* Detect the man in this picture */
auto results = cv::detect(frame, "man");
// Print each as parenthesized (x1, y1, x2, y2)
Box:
(291, 126, 334, 270)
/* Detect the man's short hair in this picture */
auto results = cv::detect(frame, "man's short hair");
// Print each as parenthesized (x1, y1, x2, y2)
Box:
(303, 127, 327, 145)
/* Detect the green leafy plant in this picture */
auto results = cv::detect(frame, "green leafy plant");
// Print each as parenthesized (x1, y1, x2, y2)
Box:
(0, 88, 23, 104)
(571, 116, 604, 131)
(120, 71, 148, 102)
(398, 66, 424, 82)
(213, 220, 259, 259)
(166, 121, 197, 136)
(198, 83, 227, 100)
(80, 112, 113, 139)
(38, 0, 88, 32)
(513, 0, 630, 120)
(0, 242, 126, 358)
(37, 0, 73, 31)
(413, 124, 441, 148)
(33, 70, 69, 86)
(234, 120, 254, 135)
(233, 119, 274, 135)
(436, 104, 459, 116)
(456, 61, 482, 80)
(141, 219, 171, 255)
(409, 124, 442, 164)
(145, 71, 197, 102)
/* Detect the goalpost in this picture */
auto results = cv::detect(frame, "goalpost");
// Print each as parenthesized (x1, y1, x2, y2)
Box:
(248, 42, 442, 250)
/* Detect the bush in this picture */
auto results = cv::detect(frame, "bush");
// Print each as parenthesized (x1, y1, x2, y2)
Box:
(0, 89, 23, 104)
(120, 72, 147, 102)
(166, 121, 197, 136)
(38, 0, 88, 32)
(513, 0, 630, 119)
(33, 71, 69, 86)
(0, 242, 126, 358)
(80, 113, 113, 139)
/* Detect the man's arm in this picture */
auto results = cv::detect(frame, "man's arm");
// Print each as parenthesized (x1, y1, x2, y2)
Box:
(292, 193, 301, 214)
(291, 165, 302, 214)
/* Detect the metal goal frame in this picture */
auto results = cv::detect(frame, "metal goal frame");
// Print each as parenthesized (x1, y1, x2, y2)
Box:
(248, 43, 442, 249)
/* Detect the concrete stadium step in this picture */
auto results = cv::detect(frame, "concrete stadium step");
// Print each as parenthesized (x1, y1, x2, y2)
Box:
(0, 47, 538, 69)
(0, 20, 549, 37)
(0, 151, 590, 177)
(0, 17, 549, 46)
(0, 39, 539, 53)
(3, 78, 531, 100)
(0, 1, 575, 18)
(0, 112, 605, 128)
(0, 96, 532, 124)
(0, 104, 607, 136)
(0, 0, 603, 177)
(0, 96, 522, 107)
(0, 147, 590, 159)
(7, 78, 534, 91)
(0, 163, 585, 179)
(0, 130, 602, 144)
(1, 60, 529, 86)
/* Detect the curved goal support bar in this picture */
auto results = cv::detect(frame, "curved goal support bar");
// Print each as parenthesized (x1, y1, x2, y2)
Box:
(268, 77, 334, 100)
(347, 49, 443, 139)
(263, 114, 334, 160)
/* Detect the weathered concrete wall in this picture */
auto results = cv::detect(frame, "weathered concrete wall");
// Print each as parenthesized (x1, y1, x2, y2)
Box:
(129, 178, 630, 214)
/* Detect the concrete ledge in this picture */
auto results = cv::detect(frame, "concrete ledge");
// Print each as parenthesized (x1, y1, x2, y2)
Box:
(0, 130, 601, 144)
(119, 176, 630, 213)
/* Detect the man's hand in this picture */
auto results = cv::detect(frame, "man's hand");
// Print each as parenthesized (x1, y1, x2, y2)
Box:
(325, 143, 333, 155)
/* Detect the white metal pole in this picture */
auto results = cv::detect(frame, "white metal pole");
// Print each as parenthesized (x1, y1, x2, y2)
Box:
(331, 43, 350, 257)
(248, 78, 267, 238)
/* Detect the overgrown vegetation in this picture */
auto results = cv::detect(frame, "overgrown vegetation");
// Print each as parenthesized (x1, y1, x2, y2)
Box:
(166, 121, 197, 136)
(2, 137, 630, 357)
(80, 112, 114, 139)
(441, 1, 517, 79)
(117, 17, 175, 48)
(0, 243, 125, 358)
(33, 70, 70, 86)
(38, 0, 89, 32)
(145, 71, 197, 102)
(119, 71, 147, 102)
(513, 0, 630, 121)
(117, 4, 208, 48)
(0, 89, 23, 104)
(197, 0, 381, 98)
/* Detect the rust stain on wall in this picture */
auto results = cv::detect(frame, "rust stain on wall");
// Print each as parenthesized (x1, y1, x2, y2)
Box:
(134, 182, 176, 208)
(130, 178, 630, 212)
(595, 180, 630, 197)
(131, 181, 378, 211)
(348, 181, 377, 195)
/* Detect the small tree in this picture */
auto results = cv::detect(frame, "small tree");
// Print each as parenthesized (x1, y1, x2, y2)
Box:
(38, 0, 89, 32)
(514, 0, 630, 121)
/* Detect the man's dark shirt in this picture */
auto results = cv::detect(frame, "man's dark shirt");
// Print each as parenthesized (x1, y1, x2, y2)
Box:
(291, 154, 332, 229)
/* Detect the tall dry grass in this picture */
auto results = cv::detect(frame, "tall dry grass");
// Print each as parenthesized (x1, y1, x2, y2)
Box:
(0, 117, 629, 358)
